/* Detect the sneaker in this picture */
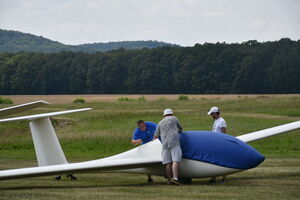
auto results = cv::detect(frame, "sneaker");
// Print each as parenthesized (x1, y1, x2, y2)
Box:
(54, 175, 61, 180)
(221, 178, 227, 183)
(67, 174, 78, 180)
(171, 178, 182, 185)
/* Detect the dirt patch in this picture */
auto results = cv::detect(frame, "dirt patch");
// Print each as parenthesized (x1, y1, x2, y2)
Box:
(1, 94, 300, 104)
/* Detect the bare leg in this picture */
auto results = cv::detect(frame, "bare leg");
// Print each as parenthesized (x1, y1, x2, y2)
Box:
(166, 163, 173, 182)
(172, 162, 179, 179)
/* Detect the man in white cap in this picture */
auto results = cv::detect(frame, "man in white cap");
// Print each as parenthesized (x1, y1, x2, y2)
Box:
(154, 109, 183, 185)
(208, 106, 227, 183)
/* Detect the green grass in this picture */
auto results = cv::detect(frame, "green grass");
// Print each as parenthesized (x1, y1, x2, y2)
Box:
(0, 96, 13, 104)
(73, 98, 86, 104)
(178, 95, 189, 101)
(0, 96, 300, 199)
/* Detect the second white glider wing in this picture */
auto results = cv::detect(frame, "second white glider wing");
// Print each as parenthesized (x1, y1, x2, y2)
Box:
(0, 157, 161, 180)
(0, 139, 163, 180)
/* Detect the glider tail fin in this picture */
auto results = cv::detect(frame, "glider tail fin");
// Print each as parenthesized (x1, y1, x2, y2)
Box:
(30, 118, 68, 166)
(0, 108, 92, 167)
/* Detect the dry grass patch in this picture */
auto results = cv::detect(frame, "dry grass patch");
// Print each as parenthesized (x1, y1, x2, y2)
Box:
(2, 94, 300, 104)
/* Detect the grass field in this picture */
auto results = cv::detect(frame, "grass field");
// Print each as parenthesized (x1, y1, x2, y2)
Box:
(0, 95, 299, 200)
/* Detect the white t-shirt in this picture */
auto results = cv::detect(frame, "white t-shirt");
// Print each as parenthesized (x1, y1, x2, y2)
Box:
(212, 117, 227, 133)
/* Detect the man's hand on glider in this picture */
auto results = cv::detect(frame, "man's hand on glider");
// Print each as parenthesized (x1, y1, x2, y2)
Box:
(131, 139, 143, 145)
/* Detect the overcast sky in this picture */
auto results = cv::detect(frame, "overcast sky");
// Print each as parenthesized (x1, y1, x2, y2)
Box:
(0, 0, 299, 46)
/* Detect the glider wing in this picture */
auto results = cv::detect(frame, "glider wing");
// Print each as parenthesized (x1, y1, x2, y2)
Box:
(237, 121, 300, 143)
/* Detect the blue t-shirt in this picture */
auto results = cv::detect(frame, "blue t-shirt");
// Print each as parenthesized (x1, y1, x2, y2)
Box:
(132, 121, 157, 144)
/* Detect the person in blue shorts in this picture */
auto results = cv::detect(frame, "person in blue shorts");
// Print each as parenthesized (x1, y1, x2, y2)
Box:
(131, 120, 157, 183)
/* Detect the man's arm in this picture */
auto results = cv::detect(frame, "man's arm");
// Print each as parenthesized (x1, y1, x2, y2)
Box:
(131, 139, 143, 145)
(154, 124, 160, 139)
(177, 125, 182, 133)
(177, 121, 183, 133)
(221, 127, 227, 134)
(220, 119, 227, 134)
(132, 128, 143, 145)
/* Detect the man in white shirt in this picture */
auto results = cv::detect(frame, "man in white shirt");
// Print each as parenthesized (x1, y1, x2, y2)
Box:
(209, 107, 227, 134)
(208, 106, 227, 183)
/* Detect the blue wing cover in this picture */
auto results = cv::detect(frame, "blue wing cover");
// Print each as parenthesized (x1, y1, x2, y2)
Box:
(180, 131, 265, 169)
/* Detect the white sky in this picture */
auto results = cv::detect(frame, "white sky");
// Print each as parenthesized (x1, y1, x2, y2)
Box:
(0, 0, 299, 46)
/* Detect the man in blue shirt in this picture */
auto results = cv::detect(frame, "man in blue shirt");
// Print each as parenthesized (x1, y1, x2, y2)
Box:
(132, 120, 157, 145)
(131, 120, 157, 183)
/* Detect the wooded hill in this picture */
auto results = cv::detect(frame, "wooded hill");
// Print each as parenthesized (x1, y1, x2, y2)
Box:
(0, 29, 176, 53)
(0, 38, 299, 94)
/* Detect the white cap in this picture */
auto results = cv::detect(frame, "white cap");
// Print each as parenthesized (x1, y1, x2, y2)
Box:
(207, 107, 220, 115)
(163, 109, 174, 116)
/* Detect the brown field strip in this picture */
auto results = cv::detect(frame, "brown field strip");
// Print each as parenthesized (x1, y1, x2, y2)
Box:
(2, 94, 300, 104)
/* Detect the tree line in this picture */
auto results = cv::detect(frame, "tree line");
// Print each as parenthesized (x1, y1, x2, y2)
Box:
(0, 38, 299, 94)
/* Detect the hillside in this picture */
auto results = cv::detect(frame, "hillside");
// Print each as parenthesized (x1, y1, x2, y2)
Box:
(78, 41, 178, 52)
(0, 29, 177, 53)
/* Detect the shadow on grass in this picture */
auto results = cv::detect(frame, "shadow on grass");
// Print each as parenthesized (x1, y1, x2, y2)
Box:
(229, 172, 300, 181)
(0, 182, 165, 190)
(1, 172, 299, 190)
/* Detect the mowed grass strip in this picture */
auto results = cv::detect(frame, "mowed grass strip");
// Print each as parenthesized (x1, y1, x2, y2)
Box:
(0, 159, 299, 200)
(0, 96, 299, 199)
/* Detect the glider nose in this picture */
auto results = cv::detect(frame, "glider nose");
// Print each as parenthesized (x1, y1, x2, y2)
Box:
(222, 137, 265, 169)
(244, 148, 265, 169)
(180, 131, 266, 170)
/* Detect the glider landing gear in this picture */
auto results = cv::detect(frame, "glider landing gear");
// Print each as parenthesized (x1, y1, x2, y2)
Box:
(179, 177, 192, 184)
(54, 174, 77, 180)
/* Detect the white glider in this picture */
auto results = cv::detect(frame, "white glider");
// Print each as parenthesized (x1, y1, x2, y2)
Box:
(0, 103, 299, 182)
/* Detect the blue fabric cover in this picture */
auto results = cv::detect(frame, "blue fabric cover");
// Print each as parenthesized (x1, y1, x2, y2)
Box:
(179, 131, 265, 169)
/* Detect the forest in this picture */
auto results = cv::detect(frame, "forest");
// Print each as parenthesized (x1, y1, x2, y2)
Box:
(0, 38, 299, 94)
